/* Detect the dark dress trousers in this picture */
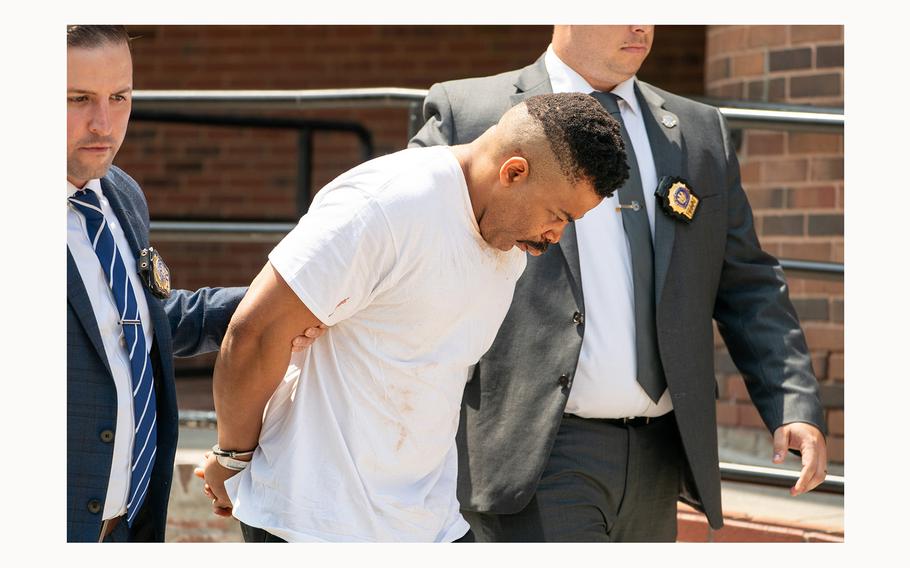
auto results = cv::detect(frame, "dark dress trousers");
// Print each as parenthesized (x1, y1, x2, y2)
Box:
(67, 166, 245, 542)
(409, 55, 826, 531)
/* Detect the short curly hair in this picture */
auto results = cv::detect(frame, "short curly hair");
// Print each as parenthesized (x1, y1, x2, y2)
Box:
(523, 92, 628, 199)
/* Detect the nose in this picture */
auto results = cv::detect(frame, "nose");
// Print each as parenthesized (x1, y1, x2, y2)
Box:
(630, 25, 654, 35)
(88, 100, 113, 136)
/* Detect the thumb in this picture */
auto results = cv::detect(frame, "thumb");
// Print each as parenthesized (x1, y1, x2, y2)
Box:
(194, 467, 205, 479)
(772, 426, 790, 464)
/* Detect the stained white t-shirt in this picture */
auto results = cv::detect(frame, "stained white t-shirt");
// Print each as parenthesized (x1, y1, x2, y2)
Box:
(225, 146, 526, 542)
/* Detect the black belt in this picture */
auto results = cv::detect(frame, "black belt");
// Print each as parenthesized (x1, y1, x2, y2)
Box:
(563, 411, 673, 427)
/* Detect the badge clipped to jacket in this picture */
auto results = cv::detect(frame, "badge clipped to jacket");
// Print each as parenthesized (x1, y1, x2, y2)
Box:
(655, 176, 699, 224)
(137, 247, 172, 299)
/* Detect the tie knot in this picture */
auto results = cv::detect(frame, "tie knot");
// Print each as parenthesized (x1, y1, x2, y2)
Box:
(591, 91, 622, 116)
(68, 188, 104, 219)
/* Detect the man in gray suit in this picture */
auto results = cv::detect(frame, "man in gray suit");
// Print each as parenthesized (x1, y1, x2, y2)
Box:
(410, 25, 828, 542)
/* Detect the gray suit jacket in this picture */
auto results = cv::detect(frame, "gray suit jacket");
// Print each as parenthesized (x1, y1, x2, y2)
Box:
(67, 166, 245, 541)
(409, 55, 826, 529)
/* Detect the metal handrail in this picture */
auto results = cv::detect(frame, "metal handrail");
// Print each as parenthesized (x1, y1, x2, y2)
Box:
(719, 461, 844, 494)
(133, 88, 844, 137)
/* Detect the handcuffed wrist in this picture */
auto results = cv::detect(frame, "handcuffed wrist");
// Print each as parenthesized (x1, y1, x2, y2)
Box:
(215, 454, 250, 471)
(212, 444, 256, 458)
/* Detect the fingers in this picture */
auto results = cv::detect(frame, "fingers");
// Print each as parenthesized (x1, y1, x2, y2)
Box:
(787, 424, 828, 496)
(197, 452, 237, 515)
(290, 325, 327, 352)
(791, 443, 817, 496)
(772, 426, 790, 464)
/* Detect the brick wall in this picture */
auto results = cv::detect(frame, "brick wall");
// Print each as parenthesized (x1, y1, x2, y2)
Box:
(705, 25, 844, 463)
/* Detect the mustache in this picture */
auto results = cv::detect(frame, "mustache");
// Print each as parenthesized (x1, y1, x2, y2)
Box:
(519, 240, 549, 254)
(77, 135, 117, 147)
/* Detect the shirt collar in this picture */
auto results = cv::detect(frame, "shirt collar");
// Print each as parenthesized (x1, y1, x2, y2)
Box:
(544, 44, 641, 118)
(67, 178, 103, 199)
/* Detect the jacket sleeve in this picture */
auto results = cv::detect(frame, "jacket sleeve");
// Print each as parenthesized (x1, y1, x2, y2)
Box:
(711, 108, 827, 436)
(163, 286, 246, 358)
(408, 82, 457, 148)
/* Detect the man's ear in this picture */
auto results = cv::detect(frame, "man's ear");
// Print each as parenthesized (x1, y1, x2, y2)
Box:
(498, 156, 530, 187)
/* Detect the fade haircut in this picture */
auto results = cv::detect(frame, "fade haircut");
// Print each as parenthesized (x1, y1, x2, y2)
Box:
(67, 25, 131, 50)
(523, 92, 628, 199)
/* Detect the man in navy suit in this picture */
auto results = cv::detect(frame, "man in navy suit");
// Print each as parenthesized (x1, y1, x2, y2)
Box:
(66, 25, 317, 542)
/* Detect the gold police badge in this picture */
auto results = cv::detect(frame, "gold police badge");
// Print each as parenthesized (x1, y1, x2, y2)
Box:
(655, 176, 699, 224)
(137, 247, 172, 299)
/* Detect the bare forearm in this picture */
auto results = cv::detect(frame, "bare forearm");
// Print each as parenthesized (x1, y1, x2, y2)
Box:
(212, 322, 294, 451)
(211, 261, 323, 451)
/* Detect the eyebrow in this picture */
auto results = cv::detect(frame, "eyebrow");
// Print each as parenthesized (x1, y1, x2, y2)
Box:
(67, 87, 132, 96)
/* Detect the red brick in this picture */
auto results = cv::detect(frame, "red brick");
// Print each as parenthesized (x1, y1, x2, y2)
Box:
(740, 161, 762, 184)
(746, 187, 787, 210)
(811, 157, 844, 181)
(747, 132, 786, 155)
(778, 241, 833, 262)
(732, 52, 766, 77)
(738, 404, 767, 429)
(806, 532, 844, 543)
(716, 402, 739, 426)
(827, 435, 844, 463)
(790, 25, 842, 44)
(802, 280, 844, 295)
(711, 81, 746, 100)
(827, 409, 844, 436)
(708, 26, 750, 55)
(677, 512, 711, 542)
(804, 325, 844, 352)
(725, 376, 750, 401)
(748, 25, 789, 48)
(706, 57, 731, 82)
(762, 159, 809, 183)
(828, 353, 844, 381)
(787, 186, 837, 209)
(790, 73, 842, 99)
(833, 241, 844, 262)
(789, 132, 842, 154)
(711, 519, 805, 542)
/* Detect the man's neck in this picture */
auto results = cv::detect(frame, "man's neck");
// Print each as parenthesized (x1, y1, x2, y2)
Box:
(449, 144, 487, 226)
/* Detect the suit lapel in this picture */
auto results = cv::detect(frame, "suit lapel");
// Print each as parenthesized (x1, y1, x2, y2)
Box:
(636, 82, 683, 306)
(100, 178, 170, 360)
(509, 55, 553, 107)
(67, 248, 114, 377)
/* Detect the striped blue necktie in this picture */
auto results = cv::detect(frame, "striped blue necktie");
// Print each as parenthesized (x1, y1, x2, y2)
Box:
(69, 188, 158, 527)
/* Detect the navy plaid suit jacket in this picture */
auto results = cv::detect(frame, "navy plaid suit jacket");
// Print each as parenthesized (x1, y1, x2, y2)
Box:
(67, 166, 245, 542)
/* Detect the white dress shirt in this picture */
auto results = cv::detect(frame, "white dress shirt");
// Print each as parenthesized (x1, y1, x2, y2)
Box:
(545, 45, 673, 418)
(67, 179, 155, 520)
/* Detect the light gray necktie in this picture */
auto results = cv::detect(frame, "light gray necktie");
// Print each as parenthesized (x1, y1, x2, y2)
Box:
(592, 91, 667, 403)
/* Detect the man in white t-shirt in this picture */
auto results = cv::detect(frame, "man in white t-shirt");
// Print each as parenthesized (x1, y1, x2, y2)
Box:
(197, 92, 628, 542)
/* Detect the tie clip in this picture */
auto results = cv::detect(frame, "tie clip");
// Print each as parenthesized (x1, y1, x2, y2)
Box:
(616, 201, 641, 212)
(120, 319, 142, 326)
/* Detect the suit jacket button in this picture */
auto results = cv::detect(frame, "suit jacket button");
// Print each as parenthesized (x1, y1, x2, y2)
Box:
(558, 374, 570, 387)
(100, 429, 115, 443)
(572, 311, 584, 325)
(87, 499, 102, 514)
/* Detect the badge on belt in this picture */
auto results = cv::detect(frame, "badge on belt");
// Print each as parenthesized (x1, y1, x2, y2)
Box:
(655, 176, 699, 223)
(137, 247, 171, 299)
